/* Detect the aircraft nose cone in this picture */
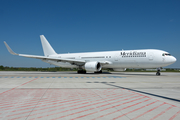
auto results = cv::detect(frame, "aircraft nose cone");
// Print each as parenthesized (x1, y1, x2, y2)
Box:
(169, 56, 176, 63)
(165, 56, 176, 65)
(172, 56, 177, 63)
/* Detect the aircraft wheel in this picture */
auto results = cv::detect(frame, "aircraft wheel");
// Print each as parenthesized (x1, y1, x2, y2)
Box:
(77, 70, 86, 74)
(156, 68, 161, 76)
(83, 70, 86, 74)
(94, 70, 102, 74)
(156, 72, 161, 76)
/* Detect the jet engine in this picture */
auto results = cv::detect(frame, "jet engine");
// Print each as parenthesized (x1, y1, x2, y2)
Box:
(84, 61, 102, 72)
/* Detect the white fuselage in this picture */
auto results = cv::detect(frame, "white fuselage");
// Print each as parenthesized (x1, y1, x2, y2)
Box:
(42, 49, 176, 69)
(5, 35, 176, 73)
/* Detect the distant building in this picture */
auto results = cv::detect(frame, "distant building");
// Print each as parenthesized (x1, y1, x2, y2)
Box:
(146, 69, 166, 71)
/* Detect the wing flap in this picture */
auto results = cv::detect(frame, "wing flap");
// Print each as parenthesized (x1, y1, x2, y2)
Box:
(19, 54, 86, 63)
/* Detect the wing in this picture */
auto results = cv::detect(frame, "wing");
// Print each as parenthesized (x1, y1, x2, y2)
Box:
(4, 41, 110, 65)
(4, 41, 19, 55)
(19, 54, 86, 64)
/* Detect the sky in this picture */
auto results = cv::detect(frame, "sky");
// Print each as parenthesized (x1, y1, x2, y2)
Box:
(0, 0, 180, 68)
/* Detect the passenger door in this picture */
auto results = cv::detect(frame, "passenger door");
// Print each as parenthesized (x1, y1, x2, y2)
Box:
(149, 52, 153, 61)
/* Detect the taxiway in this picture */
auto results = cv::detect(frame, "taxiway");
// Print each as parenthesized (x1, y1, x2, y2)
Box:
(0, 71, 180, 120)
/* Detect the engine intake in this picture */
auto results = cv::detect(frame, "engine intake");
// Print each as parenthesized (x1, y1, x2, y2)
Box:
(84, 61, 102, 72)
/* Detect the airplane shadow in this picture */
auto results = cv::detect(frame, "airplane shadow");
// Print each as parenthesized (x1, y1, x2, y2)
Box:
(111, 72, 160, 76)
(103, 83, 180, 102)
(15, 71, 166, 76)
(15, 71, 112, 75)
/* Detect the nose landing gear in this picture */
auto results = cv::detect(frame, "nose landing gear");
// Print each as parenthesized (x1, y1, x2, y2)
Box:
(156, 68, 161, 76)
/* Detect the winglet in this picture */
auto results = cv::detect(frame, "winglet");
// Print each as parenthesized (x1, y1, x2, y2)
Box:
(4, 41, 19, 55)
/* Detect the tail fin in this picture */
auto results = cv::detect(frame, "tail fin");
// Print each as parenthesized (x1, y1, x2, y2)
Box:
(40, 35, 57, 56)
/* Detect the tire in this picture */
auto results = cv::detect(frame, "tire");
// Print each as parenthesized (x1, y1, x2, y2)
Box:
(156, 72, 160, 76)
(77, 70, 86, 74)
(94, 70, 102, 74)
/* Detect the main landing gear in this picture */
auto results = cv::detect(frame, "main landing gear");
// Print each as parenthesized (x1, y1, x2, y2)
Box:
(156, 68, 161, 76)
(77, 70, 86, 74)
(94, 70, 102, 74)
(77, 70, 103, 74)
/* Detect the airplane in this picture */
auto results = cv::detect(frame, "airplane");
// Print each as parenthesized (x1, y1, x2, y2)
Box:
(4, 35, 176, 75)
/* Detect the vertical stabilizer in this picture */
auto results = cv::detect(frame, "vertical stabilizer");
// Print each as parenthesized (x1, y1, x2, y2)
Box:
(40, 35, 57, 56)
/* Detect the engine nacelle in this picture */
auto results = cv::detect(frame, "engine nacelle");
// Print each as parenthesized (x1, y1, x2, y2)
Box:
(113, 68, 126, 71)
(84, 61, 102, 72)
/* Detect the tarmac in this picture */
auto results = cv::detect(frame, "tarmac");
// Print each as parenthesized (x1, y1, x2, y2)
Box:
(0, 71, 180, 120)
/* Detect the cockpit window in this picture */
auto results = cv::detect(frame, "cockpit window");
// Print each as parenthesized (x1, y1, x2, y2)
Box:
(162, 53, 171, 56)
